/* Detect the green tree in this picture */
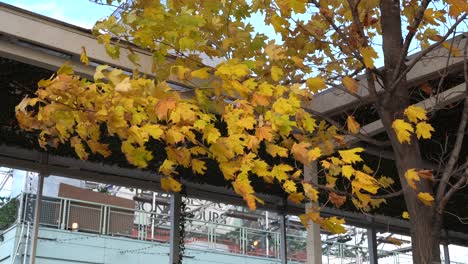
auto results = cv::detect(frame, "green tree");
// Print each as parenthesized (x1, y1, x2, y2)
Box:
(15, 0, 468, 262)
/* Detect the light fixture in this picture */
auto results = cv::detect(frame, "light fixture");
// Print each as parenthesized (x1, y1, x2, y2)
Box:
(71, 222, 79, 232)
(252, 240, 259, 247)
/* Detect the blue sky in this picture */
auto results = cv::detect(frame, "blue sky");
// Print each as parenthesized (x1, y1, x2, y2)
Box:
(2, 0, 116, 28)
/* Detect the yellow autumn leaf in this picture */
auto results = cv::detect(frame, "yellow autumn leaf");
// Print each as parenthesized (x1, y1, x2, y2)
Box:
(191, 68, 211, 79)
(191, 159, 207, 175)
(70, 136, 89, 160)
(392, 119, 414, 144)
(291, 142, 311, 164)
(338, 147, 364, 164)
(306, 77, 326, 93)
(405, 168, 420, 190)
(202, 125, 221, 144)
(378, 176, 395, 188)
(302, 183, 319, 202)
(321, 216, 346, 234)
(308, 147, 322, 161)
(271, 164, 294, 182)
(347, 116, 360, 134)
(283, 180, 297, 193)
(404, 105, 427, 123)
(271, 65, 284, 82)
(266, 143, 289, 157)
(359, 46, 378, 69)
(416, 122, 434, 139)
(161, 176, 182, 193)
(402, 211, 410, 219)
(288, 192, 305, 204)
(417, 192, 434, 206)
(362, 165, 374, 174)
(159, 159, 177, 176)
(341, 165, 355, 179)
(442, 42, 462, 57)
(342, 76, 358, 93)
(80, 46, 89, 66)
(446, 0, 468, 18)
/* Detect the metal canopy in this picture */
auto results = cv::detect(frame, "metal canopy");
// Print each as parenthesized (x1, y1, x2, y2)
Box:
(2, 144, 468, 247)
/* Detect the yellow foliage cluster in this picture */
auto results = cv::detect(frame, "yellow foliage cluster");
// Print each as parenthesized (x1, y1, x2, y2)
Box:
(14, 0, 463, 232)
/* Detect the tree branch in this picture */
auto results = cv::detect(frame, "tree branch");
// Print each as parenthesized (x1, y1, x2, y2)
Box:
(389, 14, 467, 92)
(436, 38, 468, 204)
(438, 161, 468, 213)
(392, 0, 431, 81)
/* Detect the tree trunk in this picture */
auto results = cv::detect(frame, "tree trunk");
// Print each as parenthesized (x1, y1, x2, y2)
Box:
(378, 1, 442, 262)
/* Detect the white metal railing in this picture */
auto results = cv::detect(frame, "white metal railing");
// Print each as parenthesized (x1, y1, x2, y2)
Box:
(11, 193, 462, 264)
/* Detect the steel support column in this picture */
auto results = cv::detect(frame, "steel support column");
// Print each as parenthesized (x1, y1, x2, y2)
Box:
(169, 193, 182, 264)
(279, 212, 288, 264)
(304, 162, 322, 264)
(29, 153, 48, 264)
(443, 243, 450, 264)
(367, 224, 378, 264)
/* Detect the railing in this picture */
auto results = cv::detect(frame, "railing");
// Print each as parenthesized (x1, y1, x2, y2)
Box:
(12, 193, 459, 264)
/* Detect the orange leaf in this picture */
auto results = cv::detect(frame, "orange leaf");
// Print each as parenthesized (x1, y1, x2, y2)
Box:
(329, 192, 346, 208)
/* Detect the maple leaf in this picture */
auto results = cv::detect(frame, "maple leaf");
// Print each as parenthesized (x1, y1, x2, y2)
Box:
(338, 148, 364, 164)
(308, 147, 322, 162)
(202, 125, 221, 144)
(347, 116, 360, 134)
(404, 105, 427, 123)
(300, 183, 317, 202)
(70, 136, 89, 160)
(329, 192, 346, 208)
(405, 169, 420, 190)
(354, 171, 380, 194)
(291, 142, 311, 164)
(378, 176, 395, 188)
(191, 68, 211, 79)
(446, 0, 468, 18)
(266, 143, 289, 157)
(161, 176, 182, 193)
(191, 159, 207, 175)
(288, 192, 305, 204)
(271, 164, 294, 182)
(271, 66, 284, 82)
(80, 46, 89, 66)
(392, 119, 414, 144)
(321, 217, 346, 234)
(87, 140, 111, 157)
(342, 76, 358, 93)
(255, 126, 273, 142)
(416, 122, 434, 139)
(417, 192, 434, 206)
(159, 159, 177, 177)
(359, 47, 378, 69)
(341, 165, 355, 179)
(155, 98, 177, 120)
(219, 161, 239, 180)
(402, 211, 410, 219)
(283, 180, 297, 193)
(264, 41, 286, 60)
(306, 77, 326, 93)
(387, 237, 403, 246)
(362, 165, 374, 174)
(418, 170, 435, 181)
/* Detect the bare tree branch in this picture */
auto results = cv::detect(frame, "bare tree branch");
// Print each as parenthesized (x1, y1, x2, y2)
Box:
(438, 160, 468, 213)
(389, 14, 467, 92)
(436, 38, 468, 204)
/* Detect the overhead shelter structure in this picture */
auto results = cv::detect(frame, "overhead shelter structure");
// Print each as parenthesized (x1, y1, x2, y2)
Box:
(0, 2, 467, 263)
